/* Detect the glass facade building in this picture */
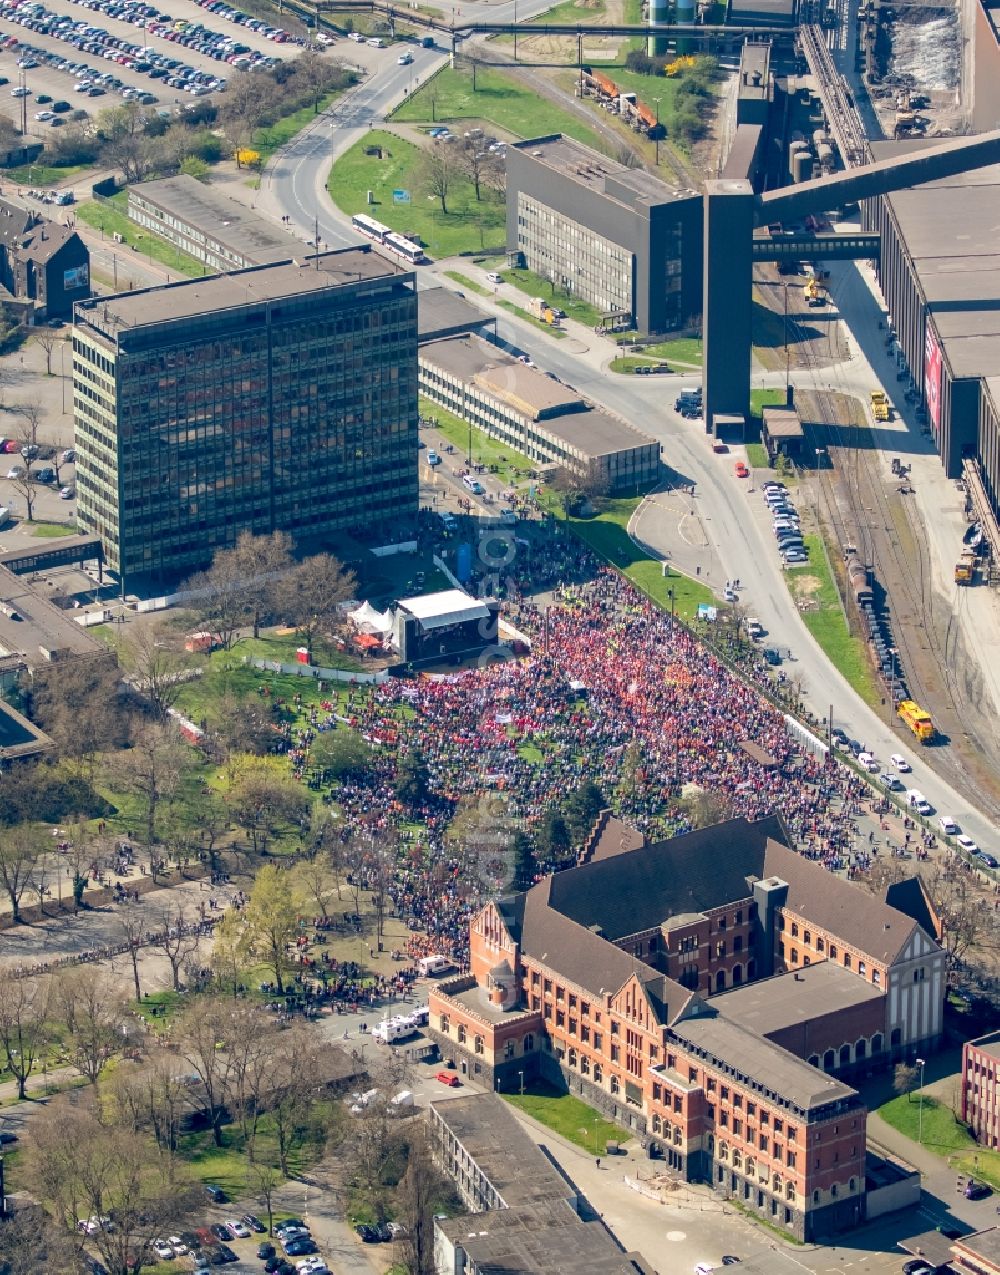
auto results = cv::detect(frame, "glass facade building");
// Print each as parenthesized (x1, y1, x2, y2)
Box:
(73, 248, 418, 589)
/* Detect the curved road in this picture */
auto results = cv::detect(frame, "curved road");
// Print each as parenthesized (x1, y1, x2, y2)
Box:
(260, 28, 1000, 850)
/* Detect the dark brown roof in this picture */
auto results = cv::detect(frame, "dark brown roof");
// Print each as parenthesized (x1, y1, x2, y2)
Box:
(763, 841, 919, 963)
(0, 199, 32, 249)
(885, 877, 941, 942)
(17, 222, 79, 264)
(588, 813, 646, 862)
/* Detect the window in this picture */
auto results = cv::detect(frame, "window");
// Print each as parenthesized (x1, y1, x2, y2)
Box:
(914, 967, 926, 983)
(843, 953, 851, 969)
(594, 1064, 603, 1084)
(524, 1033, 534, 1052)
(457, 1024, 467, 1045)
(610, 1075, 620, 1096)
(787, 1151, 796, 1169)
(774, 1118, 782, 1134)
(829, 945, 837, 959)
(474, 1035, 484, 1055)
(733, 935, 743, 953)
(803, 931, 811, 946)
(791, 923, 799, 937)
(816, 937, 825, 952)
(717, 940, 727, 958)
(505, 1040, 515, 1059)
(440, 1015, 450, 1033)
(735, 911, 743, 925)
(873, 970, 881, 985)
(858, 961, 866, 977)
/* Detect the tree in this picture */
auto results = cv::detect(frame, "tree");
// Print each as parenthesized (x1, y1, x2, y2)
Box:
(536, 807, 571, 864)
(456, 136, 502, 202)
(230, 529, 293, 638)
(679, 787, 734, 830)
(0, 822, 45, 923)
(33, 329, 62, 377)
(217, 69, 274, 152)
(512, 830, 535, 890)
(118, 722, 186, 853)
(15, 401, 42, 453)
(266, 1024, 325, 1178)
(29, 656, 127, 775)
(213, 691, 274, 772)
(549, 462, 610, 518)
(175, 997, 237, 1146)
(23, 1099, 200, 1275)
(292, 847, 339, 921)
(121, 623, 188, 721)
(279, 552, 356, 661)
(243, 863, 299, 994)
(179, 155, 211, 182)
(224, 1000, 275, 1155)
(894, 1061, 919, 1102)
(50, 968, 123, 1086)
(147, 906, 202, 992)
(105, 1051, 186, 1156)
(0, 1202, 88, 1275)
(97, 103, 161, 183)
(308, 728, 372, 783)
(857, 858, 907, 897)
(209, 907, 249, 998)
(418, 144, 455, 214)
(395, 748, 431, 808)
(227, 756, 310, 853)
(10, 469, 39, 522)
(445, 794, 515, 899)
(397, 1129, 456, 1275)
(924, 865, 997, 969)
(185, 554, 249, 651)
(0, 977, 50, 1099)
(113, 909, 147, 1002)
(561, 780, 605, 845)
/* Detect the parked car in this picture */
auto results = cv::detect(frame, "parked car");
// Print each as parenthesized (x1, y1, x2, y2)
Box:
(734, 460, 749, 478)
(257, 1242, 276, 1260)
(227, 1219, 250, 1239)
(242, 1214, 265, 1233)
(965, 1179, 992, 1200)
(204, 1184, 227, 1203)
(436, 1071, 461, 1087)
(956, 834, 980, 855)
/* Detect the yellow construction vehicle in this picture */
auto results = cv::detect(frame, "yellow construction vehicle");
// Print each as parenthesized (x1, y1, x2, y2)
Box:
(870, 389, 891, 422)
(804, 277, 826, 307)
(898, 699, 935, 743)
(955, 548, 978, 585)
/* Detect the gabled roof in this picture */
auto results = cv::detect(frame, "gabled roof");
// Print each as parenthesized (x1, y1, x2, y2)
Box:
(763, 841, 922, 963)
(885, 877, 941, 943)
(545, 815, 785, 941)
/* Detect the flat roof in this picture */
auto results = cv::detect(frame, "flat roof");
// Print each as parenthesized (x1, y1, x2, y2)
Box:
(74, 248, 408, 341)
(438, 1205, 644, 1275)
(417, 285, 492, 342)
(673, 1010, 859, 1112)
(0, 696, 50, 758)
(739, 41, 770, 98)
(968, 1030, 1000, 1061)
(763, 405, 805, 438)
(0, 563, 109, 660)
(431, 1094, 572, 1209)
(713, 962, 885, 1039)
(129, 174, 305, 265)
(955, 1228, 1000, 1269)
(419, 334, 656, 456)
(511, 134, 697, 208)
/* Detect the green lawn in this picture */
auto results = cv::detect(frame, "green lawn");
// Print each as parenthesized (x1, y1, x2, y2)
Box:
(750, 389, 786, 418)
(877, 1092, 1000, 1188)
(568, 496, 715, 621)
(499, 266, 604, 328)
(644, 336, 702, 364)
(609, 356, 667, 373)
(392, 65, 607, 151)
(496, 296, 567, 338)
(179, 1110, 322, 1198)
(254, 89, 344, 161)
(420, 396, 540, 490)
(502, 1081, 624, 1155)
(328, 130, 506, 259)
(496, 0, 607, 43)
(785, 535, 879, 706)
(31, 520, 76, 537)
(5, 161, 90, 186)
(77, 193, 205, 278)
(745, 443, 770, 469)
(443, 270, 490, 297)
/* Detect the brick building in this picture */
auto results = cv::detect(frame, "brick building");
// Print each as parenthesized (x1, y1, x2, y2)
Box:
(428, 816, 945, 1242)
(0, 199, 89, 320)
(962, 1032, 1000, 1148)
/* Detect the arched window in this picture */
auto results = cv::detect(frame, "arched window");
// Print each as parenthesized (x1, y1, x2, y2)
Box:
(786, 1182, 795, 1201)
(732, 964, 743, 986)
(594, 1063, 603, 1085)
(813, 1189, 820, 1204)
(803, 930, 811, 946)
(610, 1075, 620, 1096)
(440, 1015, 450, 1033)
(715, 969, 726, 992)
(746, 1157, 755, 1178)
(831, 1184, 838, 1198)
(849, 1178, 856, 1193)
(808, 1055, 820, 1068)
(823, 1049, 835, 1070)
(652, 1114, 662, 1134)
(581, 1056, 590, 1077)
(839, 1044, 851, 1066)
(855, 1038, 866, 1060)
(523, 1033, 534, 1053)
(791, 923, 799, 937)
(772, 1173, 782, 1192)
(871, 1033, 883, 1054)
(568, 1048, 577, 1069)
(732, 1150, 742, 1169)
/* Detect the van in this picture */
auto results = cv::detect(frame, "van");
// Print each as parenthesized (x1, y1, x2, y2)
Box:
(348, 30, 365, 42)
(420, 34, 435, 46)
(373, 1018, 415, 1045)
(367, 36, 385, 47)
(439, 511, 457, 533)
(417, 954, 454, 977)
(486, 271, 503, 285)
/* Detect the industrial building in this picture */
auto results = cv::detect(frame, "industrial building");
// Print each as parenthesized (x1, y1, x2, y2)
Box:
(973, 0, 1000, 132)
(505, 134, 702, 334)
(73, 248, 418, 590)
(127, 174, 307, 273)
(0, 199, 89, 321)
(418, 333, 660, 491)
(429, 814, 943, 1241)
(962, 1030, 1000, 1148)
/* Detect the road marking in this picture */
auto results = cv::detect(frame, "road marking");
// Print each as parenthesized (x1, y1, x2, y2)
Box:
(665, 1230, 686, 1242)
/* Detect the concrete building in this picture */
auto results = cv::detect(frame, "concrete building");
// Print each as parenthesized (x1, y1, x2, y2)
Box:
(419, 333, 660, 491)
(973, 0, 1000, 132)
(73, 248, 418, 589)
(429, 1094, 652, 1275)
(428, 815, 946, 1242)
(0, 199, 89, 320)
(127, 174, 306, 272)
(962, 1031, 1000, 1148)
(416, 285, 494, 344)
(505, 134, 702, 334)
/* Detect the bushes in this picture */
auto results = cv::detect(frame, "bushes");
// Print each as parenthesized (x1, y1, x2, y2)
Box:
(0, 761, 113, 827)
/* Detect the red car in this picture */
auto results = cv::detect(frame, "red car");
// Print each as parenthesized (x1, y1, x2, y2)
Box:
(435, 1072, 460, 1088)
(734, 460, 749, 478)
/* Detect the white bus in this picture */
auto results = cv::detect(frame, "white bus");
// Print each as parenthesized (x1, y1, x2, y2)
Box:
(352, 213, 390, 243)
(384, 232, 425, 265)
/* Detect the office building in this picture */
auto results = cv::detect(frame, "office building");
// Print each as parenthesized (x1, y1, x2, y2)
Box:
(505, 135, 702, 334)
(419, 333, 660, 491)
(429, 815, 945, 1241)
(73, 248, 418, 589)
(128, 174, 306, 272)
(962, 1031, 1000, 1148)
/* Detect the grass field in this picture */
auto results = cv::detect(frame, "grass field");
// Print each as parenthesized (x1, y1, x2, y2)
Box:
(77, 193, 205, 278)
(750, 389, 786, 418)
(609, 356, 667, 373)
(785, 534, 879, 706)
(503, 1080, 623, 1154)
(392, 65, 607, 151)
(328, 130, 506, 259)
(255, 89, 343, 160)
(31, 520, 76, 537)
(568, 496, 715, 621)
(420, 396, 536, 487)
(6, 161, 89, 186)
(878, 1093, 1000, 1188)
(745, 443, 770, 469)
(495, 0, 607, 43)
(443, 270, 490, 296)
(499, 266, 603, 327)
(644, 336, 702, 364)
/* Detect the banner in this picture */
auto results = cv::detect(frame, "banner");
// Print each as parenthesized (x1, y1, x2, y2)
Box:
(924, 322, 943, 438)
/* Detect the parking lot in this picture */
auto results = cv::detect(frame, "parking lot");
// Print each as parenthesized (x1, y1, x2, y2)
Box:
(0, 0, 318, 139)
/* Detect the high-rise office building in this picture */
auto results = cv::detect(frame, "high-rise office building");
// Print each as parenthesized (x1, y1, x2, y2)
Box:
(73, 247, 418, 590)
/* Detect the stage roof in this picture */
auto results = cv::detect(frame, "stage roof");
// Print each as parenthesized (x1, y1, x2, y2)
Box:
(398, 589, 493, 631)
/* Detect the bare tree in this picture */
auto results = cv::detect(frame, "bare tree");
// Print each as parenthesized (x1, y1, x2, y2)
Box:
(148, 905, 203, 992)
(33, 328, 62, 377)
(398, 1128, 456, 1275)
(10, 468, 39, 522)
(228, 757, 310, 855)
(857, 858, 907, 897)
(926, 865, 998, 968)
(30, 655, 127, 776)
(267, 1024, 325, 1178)
(15, 401, 43, 453)
(175, 996, 237, 1147)
(893, 1061, 919, 1101)
(119, 721, 187, 855)
(0, 977, 50, 1099)
(279, 552, 356, 662)
(230, 529, 293, 638)
(107, 1050, 187, 1158)
(418, 144, 455, 214)
(0, 822, 45, 923)
(457, 136, 503, 202)
(122, 622, 189, 721)
(50, 968, 124, 1085)
(113, 909, 147, 1002)
(293, 846, 340, 921)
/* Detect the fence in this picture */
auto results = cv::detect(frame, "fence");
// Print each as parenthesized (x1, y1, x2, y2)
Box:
(244, 656, 388, 685)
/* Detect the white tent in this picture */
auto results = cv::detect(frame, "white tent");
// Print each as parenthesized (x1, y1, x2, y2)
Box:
(349, 600, 393, 636)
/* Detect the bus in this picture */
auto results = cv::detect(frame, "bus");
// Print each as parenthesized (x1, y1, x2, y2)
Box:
(384, 232, 425, 265)
(351, 213, 390, 244)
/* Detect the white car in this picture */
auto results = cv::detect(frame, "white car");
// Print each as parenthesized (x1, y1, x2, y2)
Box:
(397, 51, 412, 63)
(858, 752, 879, 773)
(939, 816, 960, 836)
(10, 86, 29, 97)
(167, 1236, 188, 1255)
(227, 1219, 250, 1239)
(879, 773, 902, 791)
(890, 753, 911, 772)
(33, 109, 53, 120)
(6, 467, 22, 480)
(152, 1240, 174, 1261)
(956, 834, 980, 855)
(784, 551, 808, 564)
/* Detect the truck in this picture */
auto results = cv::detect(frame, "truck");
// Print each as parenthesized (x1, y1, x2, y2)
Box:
(870, 390, 891, 422)
(527, 296, 560, 326)
(898, 699, 935, 743)
(372, 1017, 416, 1045)
(803, 277, 826, 307)
(955, 548, 978, 585)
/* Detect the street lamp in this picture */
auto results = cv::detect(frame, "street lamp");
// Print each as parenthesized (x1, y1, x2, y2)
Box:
(652, 97, 661, 167)
(915, 1057, 926, 1144)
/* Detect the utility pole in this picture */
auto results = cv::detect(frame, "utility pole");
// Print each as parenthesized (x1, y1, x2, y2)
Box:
(653, 97, 660, 167)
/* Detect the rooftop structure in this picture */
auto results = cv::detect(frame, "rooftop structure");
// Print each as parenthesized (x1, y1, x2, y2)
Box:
(713, 963, 887, 1041)
(128, 174, 307, 272)
(0, 563, 110, 663)
(416, 284, 494, 343)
